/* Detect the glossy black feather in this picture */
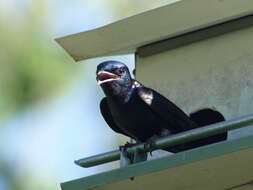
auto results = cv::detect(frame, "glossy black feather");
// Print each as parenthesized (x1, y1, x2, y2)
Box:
(100, 98, 130, 137)
(97, 61, 227, 152)
(137, 86, 198, 133)
(165, 108, 227, 152)
(99, 79, 198, 143)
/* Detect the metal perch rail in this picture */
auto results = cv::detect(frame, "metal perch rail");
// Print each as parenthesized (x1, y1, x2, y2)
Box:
(75, 114, 253, 168)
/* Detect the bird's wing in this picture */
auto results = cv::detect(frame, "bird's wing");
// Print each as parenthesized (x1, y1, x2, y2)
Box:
(137, 86, 197, 133)
(100, 98, 130, 137)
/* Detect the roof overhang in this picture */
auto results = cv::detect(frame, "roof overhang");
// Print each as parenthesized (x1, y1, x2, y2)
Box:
(55, 0, 253, 62)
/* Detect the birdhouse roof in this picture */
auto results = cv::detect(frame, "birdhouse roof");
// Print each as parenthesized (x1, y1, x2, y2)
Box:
(56, 0, 253, 62)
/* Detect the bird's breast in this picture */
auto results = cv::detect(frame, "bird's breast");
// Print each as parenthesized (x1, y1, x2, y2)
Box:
(107, 93, 164, 142)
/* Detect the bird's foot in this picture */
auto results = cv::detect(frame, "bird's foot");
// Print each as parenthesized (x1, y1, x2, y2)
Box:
(119, 141, 137, 151)
(125, 141, 138, 148)
(119, 142, 137, 166)
(119, 141, 138, 161)
(144, 135, 159, 156)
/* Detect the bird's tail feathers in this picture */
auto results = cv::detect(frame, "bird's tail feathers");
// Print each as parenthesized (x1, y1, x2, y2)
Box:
(164, 108, 227, 153)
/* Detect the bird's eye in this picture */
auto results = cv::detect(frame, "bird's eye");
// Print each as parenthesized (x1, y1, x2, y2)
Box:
(116, 67, 124, 75)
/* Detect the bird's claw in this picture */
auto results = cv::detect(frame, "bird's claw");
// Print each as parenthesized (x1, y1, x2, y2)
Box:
(119, 141, 136, 151)
(119, 142, 137, 166)
(119, 141, 138, 159)
(144, 142, 155, 156)
(143, 142, 152, 150)
(125, 141, 137, 148)
(144, 135, 159, 156)
(119, 145, 127, 152)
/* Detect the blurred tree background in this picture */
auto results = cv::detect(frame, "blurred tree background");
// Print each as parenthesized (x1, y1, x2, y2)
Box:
(0, 0, 76, 121)
(0, 0, 176, 190)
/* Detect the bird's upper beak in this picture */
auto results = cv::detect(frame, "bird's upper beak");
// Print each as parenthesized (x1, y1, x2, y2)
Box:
(96, 71, 120, 85)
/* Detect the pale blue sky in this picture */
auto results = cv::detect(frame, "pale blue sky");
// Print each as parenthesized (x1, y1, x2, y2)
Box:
(0, 0, 134, 188)
(1, 55, 134, 184)
(0, 0, 176, 188)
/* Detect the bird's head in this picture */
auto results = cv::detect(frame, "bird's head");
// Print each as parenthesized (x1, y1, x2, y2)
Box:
(96, 61, 132, 96)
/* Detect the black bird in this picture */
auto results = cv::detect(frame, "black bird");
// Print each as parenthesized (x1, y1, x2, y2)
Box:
(96, 60, 227, 152)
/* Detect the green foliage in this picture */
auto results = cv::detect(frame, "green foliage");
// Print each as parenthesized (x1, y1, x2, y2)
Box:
(0, 2, 77, 121)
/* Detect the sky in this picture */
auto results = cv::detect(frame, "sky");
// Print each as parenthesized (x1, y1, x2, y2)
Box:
(1, 56, 134, 184)
(0, 0, 179, 189)
(0, 0, 133, 188)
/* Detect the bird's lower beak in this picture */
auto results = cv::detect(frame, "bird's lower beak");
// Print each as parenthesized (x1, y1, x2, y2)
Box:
(96, 71, 120, 85)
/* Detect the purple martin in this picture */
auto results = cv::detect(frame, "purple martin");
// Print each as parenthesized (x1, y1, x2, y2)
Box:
(96, 61, 227, 152)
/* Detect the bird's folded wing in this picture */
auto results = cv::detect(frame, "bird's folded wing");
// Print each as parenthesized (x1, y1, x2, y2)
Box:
(100, 98, 131, 137)
(137, 87, 197, 133)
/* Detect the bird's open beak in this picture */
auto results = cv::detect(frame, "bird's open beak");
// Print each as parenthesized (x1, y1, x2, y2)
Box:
(96, 71, 120, 85)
